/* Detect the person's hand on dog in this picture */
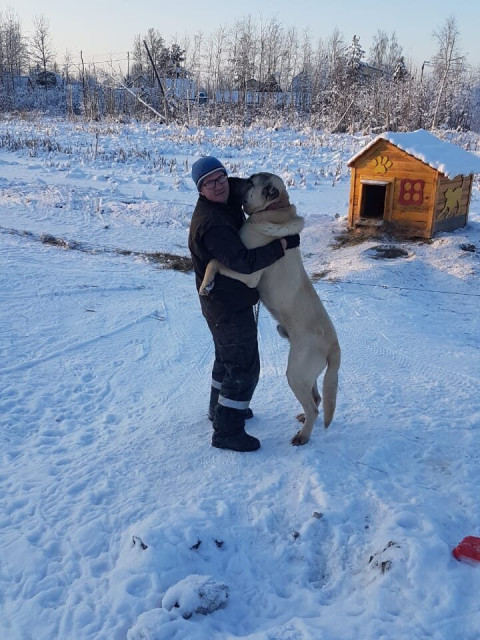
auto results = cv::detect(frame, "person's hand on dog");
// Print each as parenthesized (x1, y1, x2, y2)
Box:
(281, 234, 300, 250)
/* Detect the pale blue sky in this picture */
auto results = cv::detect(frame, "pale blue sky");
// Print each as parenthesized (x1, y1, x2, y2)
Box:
(10, 0, 480, 69)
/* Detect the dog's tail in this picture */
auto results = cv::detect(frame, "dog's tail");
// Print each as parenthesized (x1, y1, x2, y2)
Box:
(322, 341, 341, 427)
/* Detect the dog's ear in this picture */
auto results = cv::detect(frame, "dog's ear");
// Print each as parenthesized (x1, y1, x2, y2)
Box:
(264, 184, 280, 201)
(228, 177, 253, 200)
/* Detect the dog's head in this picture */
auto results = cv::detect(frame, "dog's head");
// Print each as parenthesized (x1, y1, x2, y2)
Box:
(242, 172, 290, 215)
(227, 177, 250, 199)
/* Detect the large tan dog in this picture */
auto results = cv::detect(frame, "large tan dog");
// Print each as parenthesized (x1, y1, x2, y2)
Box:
(199, 172, 340, 445)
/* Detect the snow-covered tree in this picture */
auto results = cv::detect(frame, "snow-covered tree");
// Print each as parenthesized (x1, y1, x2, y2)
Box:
(346, 35, 364, 84)
(393, 56, 408, 83)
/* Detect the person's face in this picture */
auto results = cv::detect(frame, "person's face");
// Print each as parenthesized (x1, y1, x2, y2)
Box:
(199, 170, 229, 204)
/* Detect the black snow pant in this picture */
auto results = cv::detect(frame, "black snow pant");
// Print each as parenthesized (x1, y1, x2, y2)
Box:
(206, 307, 260, 412)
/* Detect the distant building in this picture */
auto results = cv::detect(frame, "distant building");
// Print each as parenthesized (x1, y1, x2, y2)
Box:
(291, 71, 312, 108)
(1, 73, 32, 89)
(127, 72, 202, 101)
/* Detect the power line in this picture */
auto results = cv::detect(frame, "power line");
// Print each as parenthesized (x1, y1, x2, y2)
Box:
(323, 278, 480, 298)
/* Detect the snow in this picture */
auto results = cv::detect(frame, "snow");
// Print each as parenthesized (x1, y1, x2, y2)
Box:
(1, 117, 480, 640)
(348, 128, 480, 179)
(160, 574, 229, 618)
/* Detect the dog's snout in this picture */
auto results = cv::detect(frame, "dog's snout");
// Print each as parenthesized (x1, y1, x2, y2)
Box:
(241, 179, 254, 205)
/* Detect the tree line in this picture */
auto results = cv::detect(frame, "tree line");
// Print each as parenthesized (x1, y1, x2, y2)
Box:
(1, 10, 479, 132)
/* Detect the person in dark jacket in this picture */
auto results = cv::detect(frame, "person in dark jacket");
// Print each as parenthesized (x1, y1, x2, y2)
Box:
(188, 156, 300, 452)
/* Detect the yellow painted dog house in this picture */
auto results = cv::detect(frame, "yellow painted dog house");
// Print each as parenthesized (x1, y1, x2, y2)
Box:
(347, 129, 480, 238)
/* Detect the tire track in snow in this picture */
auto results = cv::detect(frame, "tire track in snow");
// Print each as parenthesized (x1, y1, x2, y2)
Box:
(0, 308, 166, 376)
(151, 270, 214, 413)
(0, 284, 150, 301)
(334, 282, 480, 413)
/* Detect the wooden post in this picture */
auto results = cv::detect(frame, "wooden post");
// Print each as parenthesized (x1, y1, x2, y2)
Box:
(347, 167, 356, 227)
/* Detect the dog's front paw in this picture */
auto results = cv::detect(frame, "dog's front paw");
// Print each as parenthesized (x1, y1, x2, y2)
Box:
(291, 430, 309, 446)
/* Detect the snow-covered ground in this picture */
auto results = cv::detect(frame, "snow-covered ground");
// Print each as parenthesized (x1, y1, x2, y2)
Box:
(1, 116, 480, 640)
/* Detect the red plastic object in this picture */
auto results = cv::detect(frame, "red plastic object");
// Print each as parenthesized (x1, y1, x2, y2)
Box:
(452, 536, 480, 564)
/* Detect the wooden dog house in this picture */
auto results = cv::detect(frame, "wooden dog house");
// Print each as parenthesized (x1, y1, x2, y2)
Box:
(347, 129, 480, 238)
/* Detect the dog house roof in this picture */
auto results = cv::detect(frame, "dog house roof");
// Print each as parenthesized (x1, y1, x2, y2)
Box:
(348, 129, 480, 179)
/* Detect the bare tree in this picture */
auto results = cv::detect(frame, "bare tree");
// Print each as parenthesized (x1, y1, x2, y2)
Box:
(431, 16, 466, 129)
(324, 29, 349, 130)
(204, 24, 228, 113)
(30, 15, 56, 83)
(229, 16, 257, 95)
(61, 48, 75, 116)
(309, 37, 329, 118)
(184, 31, 203, 86)
(62, 48, 74, 84)
(216, 24, 229, 93)
(258, 17, 284, 91)
(283, 26, 300, 114)
(1, 9, 27, 91)
(369, 30, 403, 73)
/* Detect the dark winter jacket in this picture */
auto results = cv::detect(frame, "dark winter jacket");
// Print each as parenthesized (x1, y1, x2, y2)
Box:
(188, 182, 285, 324)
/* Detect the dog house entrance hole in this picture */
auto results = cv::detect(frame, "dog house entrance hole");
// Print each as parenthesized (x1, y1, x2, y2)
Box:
(360, 181, 389, 220)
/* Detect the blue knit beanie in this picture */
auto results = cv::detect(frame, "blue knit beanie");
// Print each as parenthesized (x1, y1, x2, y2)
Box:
(191, 156, 227, 190)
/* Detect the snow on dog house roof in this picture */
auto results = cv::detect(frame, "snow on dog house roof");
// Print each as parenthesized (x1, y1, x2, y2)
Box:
(348, 128, 480, 179)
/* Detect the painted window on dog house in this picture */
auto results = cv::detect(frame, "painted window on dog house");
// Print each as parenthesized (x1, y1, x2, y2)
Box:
(398, 179, 424, 206)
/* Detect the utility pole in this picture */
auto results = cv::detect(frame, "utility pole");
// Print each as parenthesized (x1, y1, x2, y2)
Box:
(420, 60, 431, 83)
(143, 39, 169, 122)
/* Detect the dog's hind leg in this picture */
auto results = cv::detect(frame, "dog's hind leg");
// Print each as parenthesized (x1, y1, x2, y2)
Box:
(289, 380, 320, 445)
(295, 382, 320, 424)
(286, 348, 326, 445)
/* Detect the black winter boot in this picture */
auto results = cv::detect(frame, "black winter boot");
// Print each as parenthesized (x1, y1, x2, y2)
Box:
(208, 387, 254, 421)
(212, 405, 260, 452)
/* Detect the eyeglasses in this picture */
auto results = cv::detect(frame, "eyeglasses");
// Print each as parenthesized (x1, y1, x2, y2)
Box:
(202, 173, 228, 190)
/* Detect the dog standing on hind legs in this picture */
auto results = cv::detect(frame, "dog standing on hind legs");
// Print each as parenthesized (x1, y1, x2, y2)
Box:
(200, 172, 341, 445)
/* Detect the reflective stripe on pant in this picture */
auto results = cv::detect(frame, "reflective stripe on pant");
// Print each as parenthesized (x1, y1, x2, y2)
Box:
(206, 307, 260, 411)
(210, 382, 250, 412)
